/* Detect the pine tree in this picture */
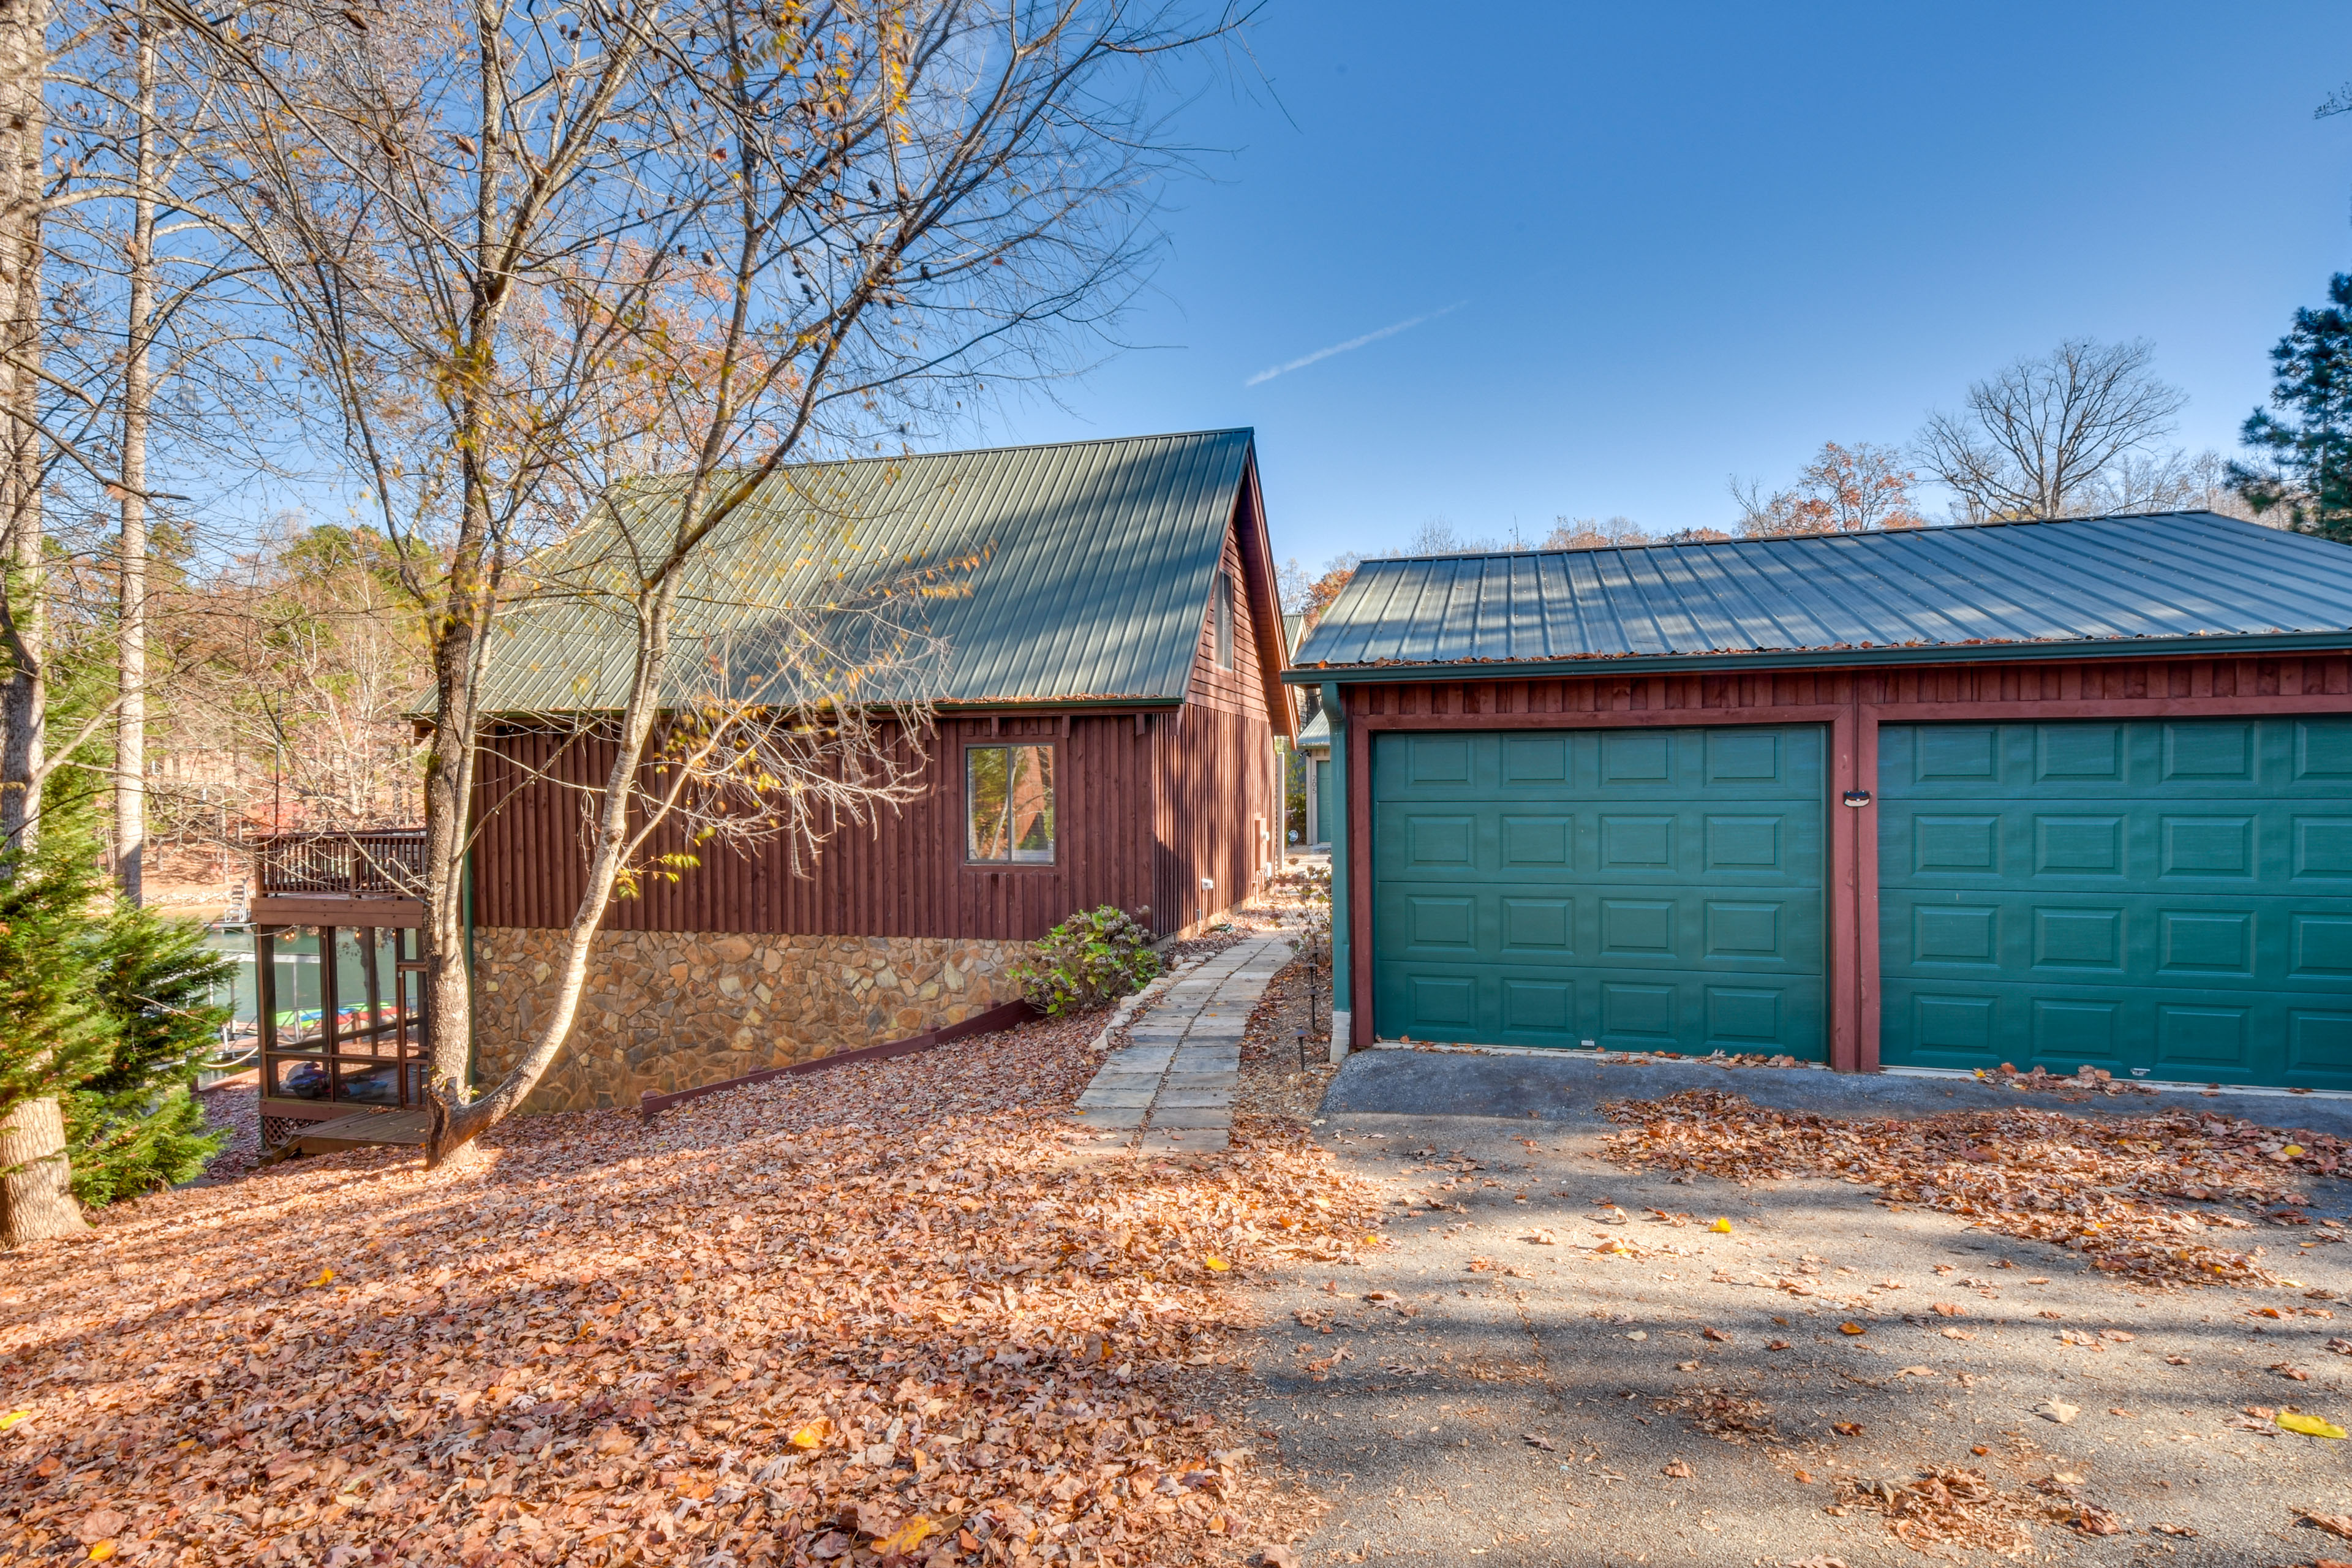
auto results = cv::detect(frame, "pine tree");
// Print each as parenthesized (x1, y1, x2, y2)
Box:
(2231, 273, 2352, 540)
(70, 902, 230, 1204)
(0, 834, 117, 1226)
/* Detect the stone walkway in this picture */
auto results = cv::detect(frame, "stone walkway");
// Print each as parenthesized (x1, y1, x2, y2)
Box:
(1071, 937, 1291, 1155)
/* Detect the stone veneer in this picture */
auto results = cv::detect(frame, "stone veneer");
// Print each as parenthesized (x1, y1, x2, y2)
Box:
(470, 927, 1027, 1114)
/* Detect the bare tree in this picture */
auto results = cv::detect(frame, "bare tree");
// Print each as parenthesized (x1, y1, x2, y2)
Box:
(2079, 447, 2260, 521)
(1541, 514, 1651, 550)
(1730, 441, 1925, 538)
(1915, 338, 2187, 521)
(186, 0, 1240, 1161)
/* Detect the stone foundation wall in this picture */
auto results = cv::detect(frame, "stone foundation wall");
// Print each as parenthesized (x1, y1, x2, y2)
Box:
(471, 928, 1028, 1114)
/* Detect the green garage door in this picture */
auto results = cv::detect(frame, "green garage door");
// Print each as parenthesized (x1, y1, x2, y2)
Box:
(1879, 718, 2352, 1088)
(1371, 726, 1826, 1055)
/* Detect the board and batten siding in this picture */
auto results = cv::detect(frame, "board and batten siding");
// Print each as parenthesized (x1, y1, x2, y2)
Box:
(1335, 652, 2352, 1071)
(472, 711, 1170, 940)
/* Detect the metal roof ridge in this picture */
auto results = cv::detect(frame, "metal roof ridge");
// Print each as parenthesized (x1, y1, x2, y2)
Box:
(606, 427, 1257, 481)
(1355, 508, 2277, 565)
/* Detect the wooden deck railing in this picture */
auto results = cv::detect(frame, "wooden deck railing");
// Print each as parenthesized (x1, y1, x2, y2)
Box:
(254, 829, 428, 897)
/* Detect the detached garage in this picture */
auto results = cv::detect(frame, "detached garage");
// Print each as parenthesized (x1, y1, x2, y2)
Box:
(1289, 511, 2352, 1088)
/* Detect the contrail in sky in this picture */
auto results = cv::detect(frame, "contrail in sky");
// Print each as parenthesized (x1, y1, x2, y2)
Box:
(1244, 300, 1469, 387)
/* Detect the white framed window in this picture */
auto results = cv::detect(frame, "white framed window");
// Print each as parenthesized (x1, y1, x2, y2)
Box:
(1215, 569, 1235, 669)
(966, 744, 1055, 864)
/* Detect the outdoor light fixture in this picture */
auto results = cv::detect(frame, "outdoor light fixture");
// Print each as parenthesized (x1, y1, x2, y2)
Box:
(1842, 789, 1872, 808)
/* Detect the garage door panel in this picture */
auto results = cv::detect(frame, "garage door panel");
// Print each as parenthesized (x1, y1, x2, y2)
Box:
(2297, 719, 2352, 780)
(2290, 1011, 2352, 1072)
(1881, 718, 2352, 1088)
(2293, 818, 2352, 879)
(1373, 726, 1827, 1057)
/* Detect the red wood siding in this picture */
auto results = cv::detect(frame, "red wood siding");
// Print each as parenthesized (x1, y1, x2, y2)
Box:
(1186, 508, 1270, 720)
(473, 712, 1168, 940)
(1153, 703, 1278, 930)
(1340, 652, 2352, 1069)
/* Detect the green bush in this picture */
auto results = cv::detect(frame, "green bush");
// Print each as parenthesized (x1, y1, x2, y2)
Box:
(0, 821, 231, 1209)
(1015, 905, 1161, 1016)
(67, 902, 233, 1204)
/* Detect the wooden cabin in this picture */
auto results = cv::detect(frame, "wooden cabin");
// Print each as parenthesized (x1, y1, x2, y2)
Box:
(461, 430, 1295, 1114)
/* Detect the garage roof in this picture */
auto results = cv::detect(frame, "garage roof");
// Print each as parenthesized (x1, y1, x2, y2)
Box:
(1287, 511, 2352, 680)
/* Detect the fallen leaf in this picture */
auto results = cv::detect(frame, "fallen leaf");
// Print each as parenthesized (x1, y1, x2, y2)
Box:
(1702, 1325, 1729, 1342)
(2150, 1521, 2197, 1537)
(1625, 1330, 1648, 1341)
(1895, 1365, 1937, 1378)
(790, 1417, 832, 1450)
(86, 1547, 116, 1564)
(1931, 1301, 1967, 1317)
(1766, 1339, 1792, 1351)
(1942, 1327, 1975, 1340)
(2071, 1502, 2124, 1536)
(1793, 1468, 1815, 1482)
(1831, 1421, 1864, 1436)
(1662, 1459, 1694, 1477)
(1258, 1547, 1302, 1568)
(1521, 1432, 1555, 1452)
(308, 1267, 333, 1288)
(2166, 1354, 2190, 1365)
(1709, 1218, 1732, 1233)
(2301, 1507, 2352, 1539)
(0, 1409, 29, 1432)
(870, 1516, 933, 1555)
(72, 1512, 127, 1548)
(1527, 1228, 1558, 1245)
(2035, 1399, 2079, 1425)
(1204, 1256, 1230, 1272)
(1838, 1321, 1866, 1335)
(2278, 1412, 2348, 1439)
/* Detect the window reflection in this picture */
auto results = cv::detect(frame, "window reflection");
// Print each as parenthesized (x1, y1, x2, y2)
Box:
(966, 744, 1055, 864)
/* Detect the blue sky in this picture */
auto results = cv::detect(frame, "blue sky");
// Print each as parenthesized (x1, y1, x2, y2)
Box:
(974, 2, 2352, 571)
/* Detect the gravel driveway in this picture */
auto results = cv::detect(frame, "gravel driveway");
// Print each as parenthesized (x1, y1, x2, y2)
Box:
(1243, 1050, 2352, 1566)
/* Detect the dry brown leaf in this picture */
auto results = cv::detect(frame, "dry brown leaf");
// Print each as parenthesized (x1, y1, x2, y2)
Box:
(1599, 1088, 2338, 1289)
(2304, 1508, 2352, 1540)
(0, 1003, 1376, 1568)
(1661, 1459, 1694, 1477)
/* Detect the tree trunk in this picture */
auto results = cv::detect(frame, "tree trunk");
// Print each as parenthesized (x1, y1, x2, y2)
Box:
(419, 609, 481, 1164)
(114, 19, 156, 907)
(0, 0, 81, 1247)
(0, 1094, 78, 1247)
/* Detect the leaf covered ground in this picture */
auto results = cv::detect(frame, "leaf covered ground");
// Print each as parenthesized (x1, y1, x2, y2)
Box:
(0, 1006, 1380, 1567)
(1601, 1088, 2346, 1289)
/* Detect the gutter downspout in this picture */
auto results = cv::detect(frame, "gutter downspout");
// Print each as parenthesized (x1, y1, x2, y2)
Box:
(1321, 680, 1349, 1061)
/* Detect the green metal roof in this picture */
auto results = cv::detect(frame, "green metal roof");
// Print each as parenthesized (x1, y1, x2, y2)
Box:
(483, 430, 1256, 713)
(1289, 511, 2352, 681)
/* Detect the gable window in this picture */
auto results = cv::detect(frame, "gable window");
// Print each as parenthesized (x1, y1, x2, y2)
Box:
(1215, 568, 1235, 669)
(967, 744, 1055, 863)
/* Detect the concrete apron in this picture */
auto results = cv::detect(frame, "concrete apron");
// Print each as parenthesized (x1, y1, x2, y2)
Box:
(1322, 1047, 2352, 1142)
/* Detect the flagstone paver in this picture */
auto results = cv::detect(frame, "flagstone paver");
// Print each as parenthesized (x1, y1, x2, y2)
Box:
(1071, 935, 1290, 1154)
